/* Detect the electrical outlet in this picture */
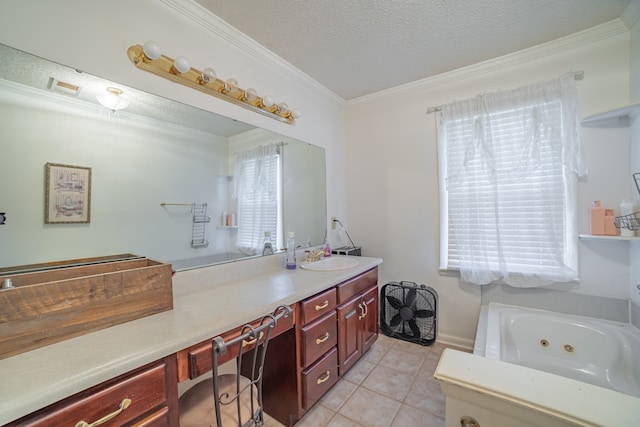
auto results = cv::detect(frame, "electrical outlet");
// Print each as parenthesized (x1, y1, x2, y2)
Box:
(331, 217, 336, 229)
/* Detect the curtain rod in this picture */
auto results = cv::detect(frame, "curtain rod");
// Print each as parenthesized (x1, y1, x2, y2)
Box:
(233, 141, 287, 156)
(425, 70, 585, 115)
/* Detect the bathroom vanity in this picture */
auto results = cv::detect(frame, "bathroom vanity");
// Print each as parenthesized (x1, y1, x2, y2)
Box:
(0, 255, 381, 427)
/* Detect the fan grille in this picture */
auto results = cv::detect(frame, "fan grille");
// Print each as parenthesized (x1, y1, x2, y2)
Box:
(380, 281, 437, 346)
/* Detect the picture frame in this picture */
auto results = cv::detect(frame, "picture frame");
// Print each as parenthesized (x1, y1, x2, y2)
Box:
(44, 162, 92, 224)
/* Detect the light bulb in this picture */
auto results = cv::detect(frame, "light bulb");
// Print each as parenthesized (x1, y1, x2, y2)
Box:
(173, 56, 191, 74)
(142, 41, 162, 60)
(291, 108, 302, 119)
(278, 102, 289, 113)
(244, 87, 257, 101)
(262, 95, 274, 108)
(224, 78, 238, 92)
(201, 67, 217, 83)
(97, 87, 129, 111)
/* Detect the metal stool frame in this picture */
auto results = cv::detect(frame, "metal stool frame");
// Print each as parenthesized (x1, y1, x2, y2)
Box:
(210, 304, 292, 427)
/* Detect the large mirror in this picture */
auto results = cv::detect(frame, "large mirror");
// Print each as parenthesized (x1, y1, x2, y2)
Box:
(0, 43, 326, 271)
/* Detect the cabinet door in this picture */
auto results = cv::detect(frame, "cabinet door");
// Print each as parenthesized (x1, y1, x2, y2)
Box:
(337, 297, 361, 376)
(360, 287, 378, 355)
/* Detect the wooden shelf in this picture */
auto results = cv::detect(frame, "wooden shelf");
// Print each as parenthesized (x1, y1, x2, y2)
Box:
(581, 102, 640, 127)
(578, 234, 639, 241)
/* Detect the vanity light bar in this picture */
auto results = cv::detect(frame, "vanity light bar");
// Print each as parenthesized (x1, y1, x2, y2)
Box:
(127, 43, 300, 125)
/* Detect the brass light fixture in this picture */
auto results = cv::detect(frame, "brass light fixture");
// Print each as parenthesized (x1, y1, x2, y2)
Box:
(127, 41, 301, 124)
(96, 87, 130, 111)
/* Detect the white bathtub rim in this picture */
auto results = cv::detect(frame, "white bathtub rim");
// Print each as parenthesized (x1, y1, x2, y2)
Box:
(480, 302, 640, 397)
(483, 302, 639, 360)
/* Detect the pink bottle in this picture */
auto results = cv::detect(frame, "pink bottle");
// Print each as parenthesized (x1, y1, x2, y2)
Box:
(590, 201, 605, 235)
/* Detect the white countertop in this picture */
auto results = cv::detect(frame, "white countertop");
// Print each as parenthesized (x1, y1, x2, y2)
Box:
(0, 255, 382, 425)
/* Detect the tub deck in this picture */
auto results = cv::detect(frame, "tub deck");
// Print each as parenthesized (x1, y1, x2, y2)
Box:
(478, 303, 640, 397)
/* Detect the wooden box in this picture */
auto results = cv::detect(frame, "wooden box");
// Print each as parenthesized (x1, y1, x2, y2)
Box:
(0, 254, 173, 360)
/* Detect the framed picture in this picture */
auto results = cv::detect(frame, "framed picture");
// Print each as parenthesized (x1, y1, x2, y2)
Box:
(45, 162, 92, 224)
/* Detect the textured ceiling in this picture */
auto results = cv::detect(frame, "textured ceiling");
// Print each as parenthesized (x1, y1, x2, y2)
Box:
(195, 0, 632, 100)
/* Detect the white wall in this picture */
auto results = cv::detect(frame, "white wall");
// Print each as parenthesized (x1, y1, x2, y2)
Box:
(0, 0, 348, 243)
(346, 21, 632, 346)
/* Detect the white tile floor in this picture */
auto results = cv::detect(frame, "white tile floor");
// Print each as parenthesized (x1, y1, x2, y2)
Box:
(265, 335, 467, 427)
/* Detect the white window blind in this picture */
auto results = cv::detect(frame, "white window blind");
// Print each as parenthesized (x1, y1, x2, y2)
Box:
(234, 144, 281, 255)
(438, 74, 585, 287)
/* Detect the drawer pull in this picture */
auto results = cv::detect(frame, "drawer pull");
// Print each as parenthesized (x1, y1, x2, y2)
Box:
(75, 398, 132, 427)
(242, 331, 264, 347)
(315, 300, 329, 311)
(358, 303, 365, 320)
(316, 332, 330, 344)
(460, 415, 480, 427)
(316, 370, 331, 384)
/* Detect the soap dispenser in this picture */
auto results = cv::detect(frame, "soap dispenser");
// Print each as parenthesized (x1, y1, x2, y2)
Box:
(323, 236, 332, 257)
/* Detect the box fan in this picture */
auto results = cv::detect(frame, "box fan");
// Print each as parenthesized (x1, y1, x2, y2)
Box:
(380, 281, 437, 346)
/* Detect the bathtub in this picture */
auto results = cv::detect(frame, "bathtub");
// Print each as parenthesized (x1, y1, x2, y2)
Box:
(477, 303, 640, 398)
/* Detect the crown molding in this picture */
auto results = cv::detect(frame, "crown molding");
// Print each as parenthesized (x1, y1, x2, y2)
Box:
(348, 19, 630, 106)
(159, 0, 345, 109)
(621, 0, 640, 30)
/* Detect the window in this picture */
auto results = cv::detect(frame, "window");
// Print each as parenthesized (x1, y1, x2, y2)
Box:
(438, 74, 586, 287)
(234, 144, 281, 255)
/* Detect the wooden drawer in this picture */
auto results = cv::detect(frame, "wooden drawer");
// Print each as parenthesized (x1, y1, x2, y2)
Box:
(301, 347, 338, 410)
(300, 287, 336, 324)
(132, 406, 170, 427)
(336, 268, 378, 304)
(6, 355, 178, 427)
(180, 306, 295, 380)
(300, 311, 337, 368)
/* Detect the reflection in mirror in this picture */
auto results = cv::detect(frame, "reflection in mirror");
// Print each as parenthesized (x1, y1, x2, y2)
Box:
(0, 43, 326, 271)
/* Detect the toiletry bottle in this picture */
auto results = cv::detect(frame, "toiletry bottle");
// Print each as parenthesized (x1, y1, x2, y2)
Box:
(590, 200, 605, 235)
(262, 231, 274, 256)
(285, 232, 296, 270)
(604, 209, 617, 236)
(324, 237, 332, 257)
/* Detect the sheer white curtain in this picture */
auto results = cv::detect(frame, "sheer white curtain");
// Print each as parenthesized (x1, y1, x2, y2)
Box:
(233, 143, 280, 255)
(439, 73, 586, 287)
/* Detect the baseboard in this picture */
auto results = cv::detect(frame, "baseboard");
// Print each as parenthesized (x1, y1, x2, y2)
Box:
(436, 333, 474, 351)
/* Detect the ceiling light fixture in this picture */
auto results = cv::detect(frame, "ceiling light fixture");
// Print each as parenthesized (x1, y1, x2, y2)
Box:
(127, 42, 300, 124)
(96, 87, 130, 111)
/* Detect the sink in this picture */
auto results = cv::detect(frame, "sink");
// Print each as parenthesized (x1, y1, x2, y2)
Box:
(300, 256, 359, 271)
